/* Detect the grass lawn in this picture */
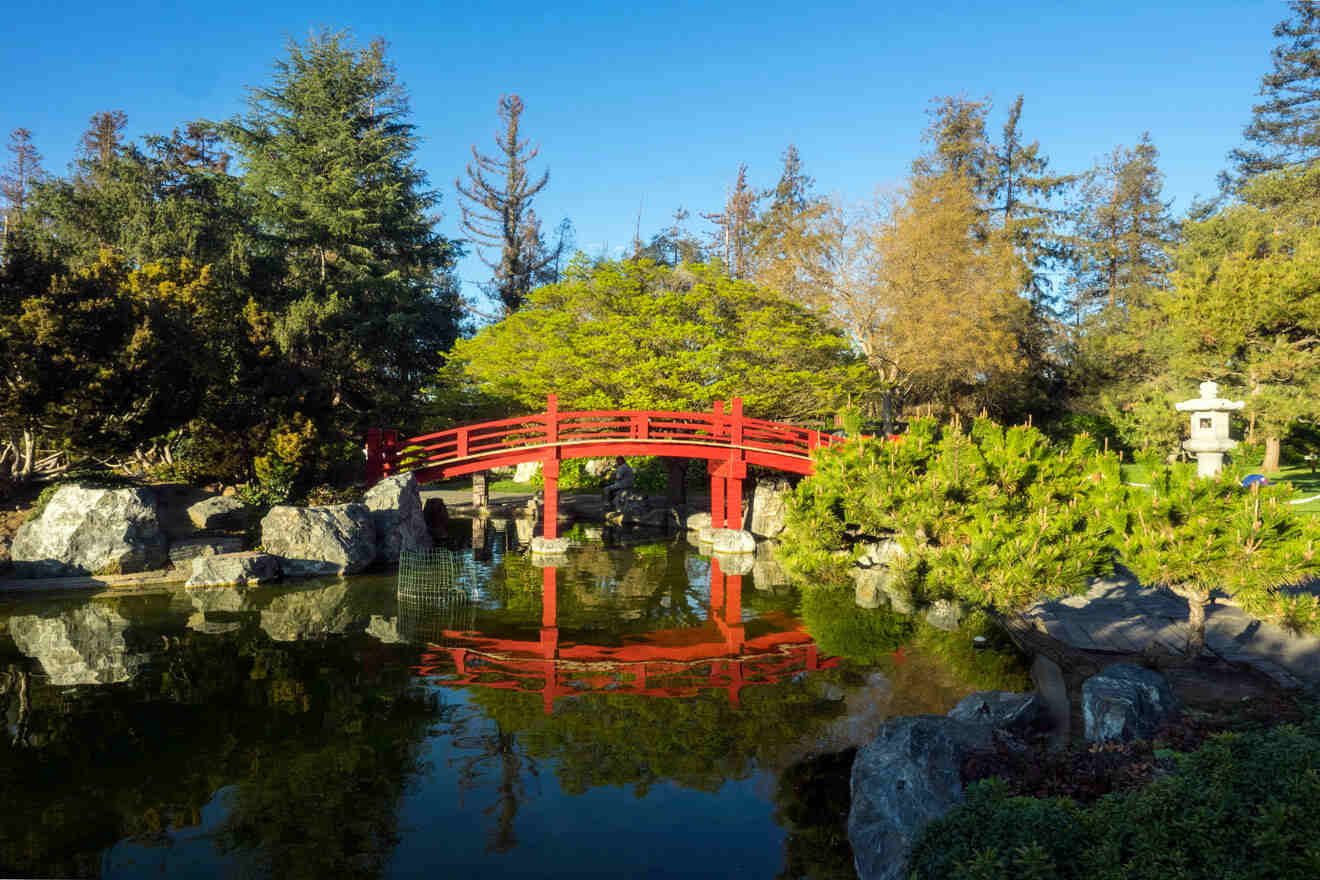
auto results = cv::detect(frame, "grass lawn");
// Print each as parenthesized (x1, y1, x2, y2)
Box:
(1119, 461, 1320, 513)
(425, 475, 531, 494)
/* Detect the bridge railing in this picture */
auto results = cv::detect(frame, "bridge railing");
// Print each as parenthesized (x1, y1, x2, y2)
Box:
(368, 395, 848, 483)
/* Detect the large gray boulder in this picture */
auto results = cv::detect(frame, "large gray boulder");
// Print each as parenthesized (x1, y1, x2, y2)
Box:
(854, 567, 894, 610)
(260, 504, 376, 576)
(749, 478, 792, 539)
(11, 485, 167, 577)
(924, 598, 967, 632)
(947, 691, 1043, 739)
(1082, 663, 1180, 743)
(1032, 654, 1071, 750)
(168, 535, 244, 568)
(9, 604, 148, 685)
(186, 495, 248, 531)
(848, 716, 994, 880)
(186, 551, 280, 587)
(363, 473, 432, 562)
(711, 528, 756, 555)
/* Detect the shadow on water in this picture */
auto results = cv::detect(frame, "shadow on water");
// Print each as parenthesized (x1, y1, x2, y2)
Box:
(0, 519, 1027, 879)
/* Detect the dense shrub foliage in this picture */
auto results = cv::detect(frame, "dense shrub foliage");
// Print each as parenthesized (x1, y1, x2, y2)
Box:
(779, 418, 1320, 641)
(907, 719, 1320, 879)
(778, 418, 1126, 609)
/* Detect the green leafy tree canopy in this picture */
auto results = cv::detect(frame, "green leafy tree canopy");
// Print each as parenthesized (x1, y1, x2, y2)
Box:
(451, 258, 875, 421)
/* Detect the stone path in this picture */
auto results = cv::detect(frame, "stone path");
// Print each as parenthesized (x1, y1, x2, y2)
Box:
(1024, 568, 1320, 690)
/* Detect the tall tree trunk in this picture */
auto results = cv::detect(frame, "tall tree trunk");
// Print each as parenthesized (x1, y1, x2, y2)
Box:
(1263, 436, 1281, 472)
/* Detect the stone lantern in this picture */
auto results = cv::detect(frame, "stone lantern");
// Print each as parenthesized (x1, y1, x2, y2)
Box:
(1175, 380, 1244, 478)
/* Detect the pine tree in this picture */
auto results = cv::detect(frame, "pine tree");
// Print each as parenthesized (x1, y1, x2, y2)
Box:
(1066, 134, 1178, 413)
(1228, 1, 1320, 183)
(702, 164, 760, 278)
(912, 96, 992, 196)
(80, 110, 128, 172)
(991, 95, 1076, 307)
(907, 95, 1061, 418)
(1070, 134, 1177, 319)
(1, 128, 44, 262)
(1, 129, 43, 218)
(750, 145, 830, 306)
(456, 94, 563, 314)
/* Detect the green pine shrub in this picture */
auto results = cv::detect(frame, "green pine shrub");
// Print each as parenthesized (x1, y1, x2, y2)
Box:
(779, 417, 1125, 610)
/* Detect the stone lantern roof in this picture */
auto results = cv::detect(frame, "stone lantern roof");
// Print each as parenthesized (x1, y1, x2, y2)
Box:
(1174, 381, 1246, 414)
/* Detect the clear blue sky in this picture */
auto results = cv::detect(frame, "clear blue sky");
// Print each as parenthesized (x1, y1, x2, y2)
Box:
(1, 1, 1287, 304)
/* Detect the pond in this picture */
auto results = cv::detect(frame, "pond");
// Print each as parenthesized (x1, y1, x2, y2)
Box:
(0, 521, 1028, 879)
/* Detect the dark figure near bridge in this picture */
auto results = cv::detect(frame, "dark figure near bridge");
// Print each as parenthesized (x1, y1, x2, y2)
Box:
(604, 457, 635, 508)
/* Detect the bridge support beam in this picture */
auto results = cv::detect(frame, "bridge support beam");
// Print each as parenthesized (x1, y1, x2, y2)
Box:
(542, 459, 559, 539)
(705, 398, 747, 529)
(542, 394, 560, 540)
(709, 462, 725, 530)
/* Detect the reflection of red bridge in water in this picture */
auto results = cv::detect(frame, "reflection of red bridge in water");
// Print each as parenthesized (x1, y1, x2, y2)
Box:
(411, 559, 839, 714)
(368, 395, 850, 536)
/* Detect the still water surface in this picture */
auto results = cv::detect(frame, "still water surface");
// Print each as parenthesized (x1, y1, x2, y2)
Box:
(0, 525, 1025, 878)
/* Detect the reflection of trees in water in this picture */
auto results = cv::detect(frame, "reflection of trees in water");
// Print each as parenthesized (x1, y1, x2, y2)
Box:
(0, 664, 30, 746)
(215, 695, 442, 880)
(464, 681, 844, 798)
(439, 706, 541, 854)
(0, 609, 444, 879)
(490, 542, 712, 631)
(772, 749, 857, 880)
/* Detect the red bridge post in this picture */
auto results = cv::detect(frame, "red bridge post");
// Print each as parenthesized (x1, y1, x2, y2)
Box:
(727, 397, 744, 530)
(707, 398, 746, 529)
(542, 393, 560, 540)
(710, 400, 726, 527)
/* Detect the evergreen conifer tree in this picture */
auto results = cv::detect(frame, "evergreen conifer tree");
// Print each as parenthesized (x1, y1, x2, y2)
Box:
(227, 28, 463, 425)
(1228, 1, 1320, 184)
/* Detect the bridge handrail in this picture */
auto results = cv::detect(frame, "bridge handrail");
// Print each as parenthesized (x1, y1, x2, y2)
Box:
(368, 396, 847, 483)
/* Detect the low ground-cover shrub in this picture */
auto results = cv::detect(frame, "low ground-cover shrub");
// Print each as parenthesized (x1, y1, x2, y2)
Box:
(907, 718, 1320, 879)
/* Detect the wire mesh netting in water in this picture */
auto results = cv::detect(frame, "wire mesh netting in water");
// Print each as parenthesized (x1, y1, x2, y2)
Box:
(397, 548, 480, 644)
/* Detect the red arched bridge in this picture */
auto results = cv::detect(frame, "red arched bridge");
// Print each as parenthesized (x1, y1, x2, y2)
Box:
(366, 394, 845, 539)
